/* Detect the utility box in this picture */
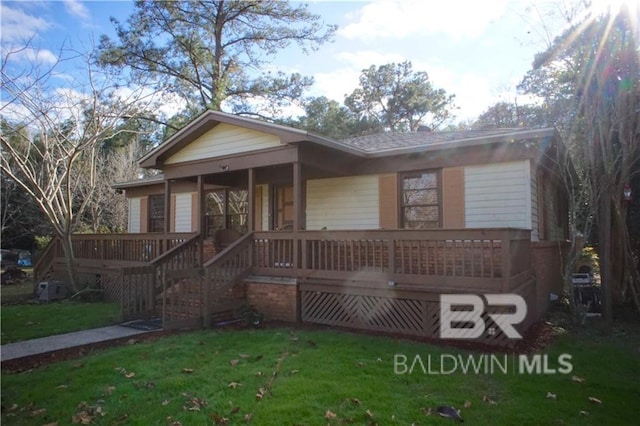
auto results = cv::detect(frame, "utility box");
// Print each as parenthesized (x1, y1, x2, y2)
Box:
(36, 281, 70, 302)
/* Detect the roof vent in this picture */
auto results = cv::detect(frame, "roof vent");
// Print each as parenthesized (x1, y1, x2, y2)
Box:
(417, 125, 432, 132)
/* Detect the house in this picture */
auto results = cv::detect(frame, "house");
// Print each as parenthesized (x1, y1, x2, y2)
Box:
(35, 110, 570, 346)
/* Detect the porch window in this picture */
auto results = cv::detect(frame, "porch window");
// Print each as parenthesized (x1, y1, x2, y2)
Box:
(401, 170, 440, 229)
(205, 188, 248, 236)
(148, 195, 165, 233)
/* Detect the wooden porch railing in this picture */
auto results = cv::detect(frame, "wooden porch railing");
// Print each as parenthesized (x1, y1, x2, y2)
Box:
(201, 233, 254, 327)
(252, 228, 532, 292)
(120, 234, 202, 322)
(71, 233, 196, 263)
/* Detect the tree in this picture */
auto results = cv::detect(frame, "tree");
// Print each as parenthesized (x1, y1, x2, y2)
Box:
(345, 61, 456, 132)
(1, 44, 157, 292)
(98, 0, 336, 116)
(472, 101, 550, 129)
(285, 96, 380, 139)
(525, 5, 640, 318)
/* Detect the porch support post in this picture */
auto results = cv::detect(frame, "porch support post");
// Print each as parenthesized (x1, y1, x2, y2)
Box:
(247, 168, 255, 232)
(197, 175, 205, 264)
(164, 180, 171, 252)
(293, 161, 302, 270)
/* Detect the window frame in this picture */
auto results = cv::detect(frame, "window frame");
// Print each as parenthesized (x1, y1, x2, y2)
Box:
(148, 194, 165, 233)
(399, 169, 442, 229)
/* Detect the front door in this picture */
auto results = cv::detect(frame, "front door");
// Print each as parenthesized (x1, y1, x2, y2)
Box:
(272, 184, 294, 230)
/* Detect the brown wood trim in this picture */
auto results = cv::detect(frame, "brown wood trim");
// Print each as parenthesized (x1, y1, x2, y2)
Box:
(378, 174, 398, 229)
(248, 168, 255, 232)
(293, 162, 302, 231)
(163, 145, 299, 180)
(191, 192, 198, 232)
(254, 185, 263, 231)
(140, 196, 148, 233)
(170, 194, 177, 232)
(442, 167, 465, 228)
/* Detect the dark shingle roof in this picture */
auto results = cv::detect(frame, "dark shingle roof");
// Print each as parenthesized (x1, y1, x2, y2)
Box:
(339, 128, 550, 154)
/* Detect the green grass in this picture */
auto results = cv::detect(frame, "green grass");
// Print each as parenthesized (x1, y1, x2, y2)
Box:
(1, 302, 121, 343)
(2, 324, 639, 425)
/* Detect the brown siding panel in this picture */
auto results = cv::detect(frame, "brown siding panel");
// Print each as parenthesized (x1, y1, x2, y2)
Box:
(442, 167, 465, 228)
(170, 194, 177, 232)
(140, 196, 148, 233)
(378, 174, 398, 229)
(191, 192, 199, 232)
(254, 185, 263, 231)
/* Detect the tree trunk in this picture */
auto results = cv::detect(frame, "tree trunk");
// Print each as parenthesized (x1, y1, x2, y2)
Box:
(598, 195, 613, 325)
(59, 232, 81, 293)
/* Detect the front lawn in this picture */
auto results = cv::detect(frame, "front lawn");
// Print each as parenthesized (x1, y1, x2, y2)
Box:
(1, 302, 120, 344)
(2, 323, 638, 425)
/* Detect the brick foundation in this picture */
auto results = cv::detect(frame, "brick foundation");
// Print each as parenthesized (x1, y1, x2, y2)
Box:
(245, 277, 298, 323)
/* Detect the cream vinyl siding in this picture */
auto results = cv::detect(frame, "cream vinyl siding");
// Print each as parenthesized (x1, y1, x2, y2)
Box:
(128, 197, 141, 233)
(306, 175, 379, 230)
(464, 160, 531, 229)
(173, 193, 192, 232)
(164, 123, 281, 164)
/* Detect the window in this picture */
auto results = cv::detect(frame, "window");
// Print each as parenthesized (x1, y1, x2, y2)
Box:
(148, 195, 165, 233)
(205, 188, 248, 236)
(401, 171, 440, 229)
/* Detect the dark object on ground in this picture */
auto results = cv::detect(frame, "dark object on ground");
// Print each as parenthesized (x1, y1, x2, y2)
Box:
(437, 405, 464, 422)
(573, 285, 602, 313)
(1, 266, 27, 284)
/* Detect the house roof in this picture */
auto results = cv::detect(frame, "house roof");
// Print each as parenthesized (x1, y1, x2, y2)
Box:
(340, 127, 556, 157)
(111, 174, 164, 190)
(137, 108, 558, 169)
(139, 110, 363, 168)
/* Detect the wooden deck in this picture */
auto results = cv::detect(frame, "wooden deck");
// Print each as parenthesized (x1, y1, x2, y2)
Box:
(35, 228, 536, 345)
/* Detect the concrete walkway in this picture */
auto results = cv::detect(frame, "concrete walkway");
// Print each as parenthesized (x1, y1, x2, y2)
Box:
(1, 325, 156, 362)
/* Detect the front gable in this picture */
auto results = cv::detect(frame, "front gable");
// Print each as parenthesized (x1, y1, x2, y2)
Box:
(164, 123, 281, 165)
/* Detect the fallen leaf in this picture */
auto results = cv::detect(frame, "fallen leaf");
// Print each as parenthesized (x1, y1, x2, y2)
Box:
(182, 368, 194, 374)
(376, 357, 382, 362)
(588, 397, 602, 404)
(255, 371, 263, 377)
(580, 410, 589, 415)
(230, 406, 241, 414)
(290, 336, 299, 341)
(73, 362, 84, 369)
(228, 382, 241, 389)
(357, 362, 365, 367)
(546, 392, 557, 400)
(256, 388, 266, 400)
(162, 400, 170, 406)
(30, 408, 46, 417)
(230, 359, 239, 366)
(126, 338, 137, 345)
(351, 398, 361, 405)
(57, 385, 69, 389)
(421, 407, 432, 416)
(464, 400, 472, 408)
(72, 412, 93, 424)
(239, 353, 250, 358)
(325, 410, 337, 420)
(25, 321, 34, 326)
(166, 416, 182, 426)
(365, 409, 374, 418)
(482, 395, 497, 405)
(104, 386, 116, 395)
(125, 372, 136, 379)
(8, 403, 18, 411)
(290, 369, 299, 375)
(211, 413, 229, 425)
(572, 375, 585, 383)
(243, 413, 253, 423)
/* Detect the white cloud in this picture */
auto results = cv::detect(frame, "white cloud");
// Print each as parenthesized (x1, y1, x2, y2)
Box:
(312, 68, 361, 102)
(336, 50, 406, 69)
(64, 0, 90, 22)
(3, 47, 58, 65)
(0, 4, 52, 43)
(339, 0, 511, 40)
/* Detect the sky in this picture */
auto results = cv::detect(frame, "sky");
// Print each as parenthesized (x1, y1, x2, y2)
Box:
(1, 0, 633, 124)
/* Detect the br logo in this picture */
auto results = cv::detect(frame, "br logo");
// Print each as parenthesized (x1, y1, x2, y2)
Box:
(439, 294, 527, 339)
